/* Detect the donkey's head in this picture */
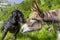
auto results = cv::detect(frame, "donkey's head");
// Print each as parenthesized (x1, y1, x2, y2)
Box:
(21, 0, 44, 33)
(21, 18, 42, 33)
(30, 0, 44, 18)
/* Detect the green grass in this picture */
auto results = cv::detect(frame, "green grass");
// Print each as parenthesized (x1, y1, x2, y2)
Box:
(0, 23, 57, 40)
(0, 0, 60, 40)
(0, 11, 57, 40)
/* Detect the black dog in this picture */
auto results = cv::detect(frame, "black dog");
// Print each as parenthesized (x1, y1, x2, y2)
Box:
(1, 10, 26, 40)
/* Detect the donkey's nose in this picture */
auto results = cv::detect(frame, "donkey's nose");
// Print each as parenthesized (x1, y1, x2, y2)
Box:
(20, 24, 30, 33)
(21, 27, 30, 33)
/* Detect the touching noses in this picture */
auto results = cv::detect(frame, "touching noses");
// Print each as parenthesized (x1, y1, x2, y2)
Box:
(20, 24, 30, 33)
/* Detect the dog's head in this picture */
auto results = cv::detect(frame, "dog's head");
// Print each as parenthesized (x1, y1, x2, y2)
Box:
(10, 10, 26, 23)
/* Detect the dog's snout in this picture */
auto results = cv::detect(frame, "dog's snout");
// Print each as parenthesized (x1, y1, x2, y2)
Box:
(21, 28, 24, 32)
(21, 29, 23, 32)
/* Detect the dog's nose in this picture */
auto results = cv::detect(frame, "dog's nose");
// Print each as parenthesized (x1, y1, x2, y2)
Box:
(21, 28, 24, 33)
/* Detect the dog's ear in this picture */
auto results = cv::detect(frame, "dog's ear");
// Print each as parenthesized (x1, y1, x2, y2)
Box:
(10, 11, 14, 17)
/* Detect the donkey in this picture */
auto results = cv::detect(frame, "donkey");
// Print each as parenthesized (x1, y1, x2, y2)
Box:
(1, 10, 26, 40)
(21, 0, 60, 33)
(21, 0, 43, 33)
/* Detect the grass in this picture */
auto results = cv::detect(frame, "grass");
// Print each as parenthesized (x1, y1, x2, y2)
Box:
(0, 22, 57, 40)
(0, 8, 58, 40)
(0, 8, 57, 40)
(0, 0, 60, 40)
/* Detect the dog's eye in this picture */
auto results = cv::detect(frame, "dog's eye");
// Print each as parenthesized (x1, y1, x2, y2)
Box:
(13, 12, 16, 15)
(18, 14, 22, 16)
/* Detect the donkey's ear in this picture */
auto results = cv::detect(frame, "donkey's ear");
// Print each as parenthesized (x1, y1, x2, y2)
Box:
(32, 0, 39, 10)
(30, 6, 36, 11)
(30, 0, 39, 11)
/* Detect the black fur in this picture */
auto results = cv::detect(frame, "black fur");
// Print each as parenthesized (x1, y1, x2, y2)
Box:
(1, 10, 26, 40)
